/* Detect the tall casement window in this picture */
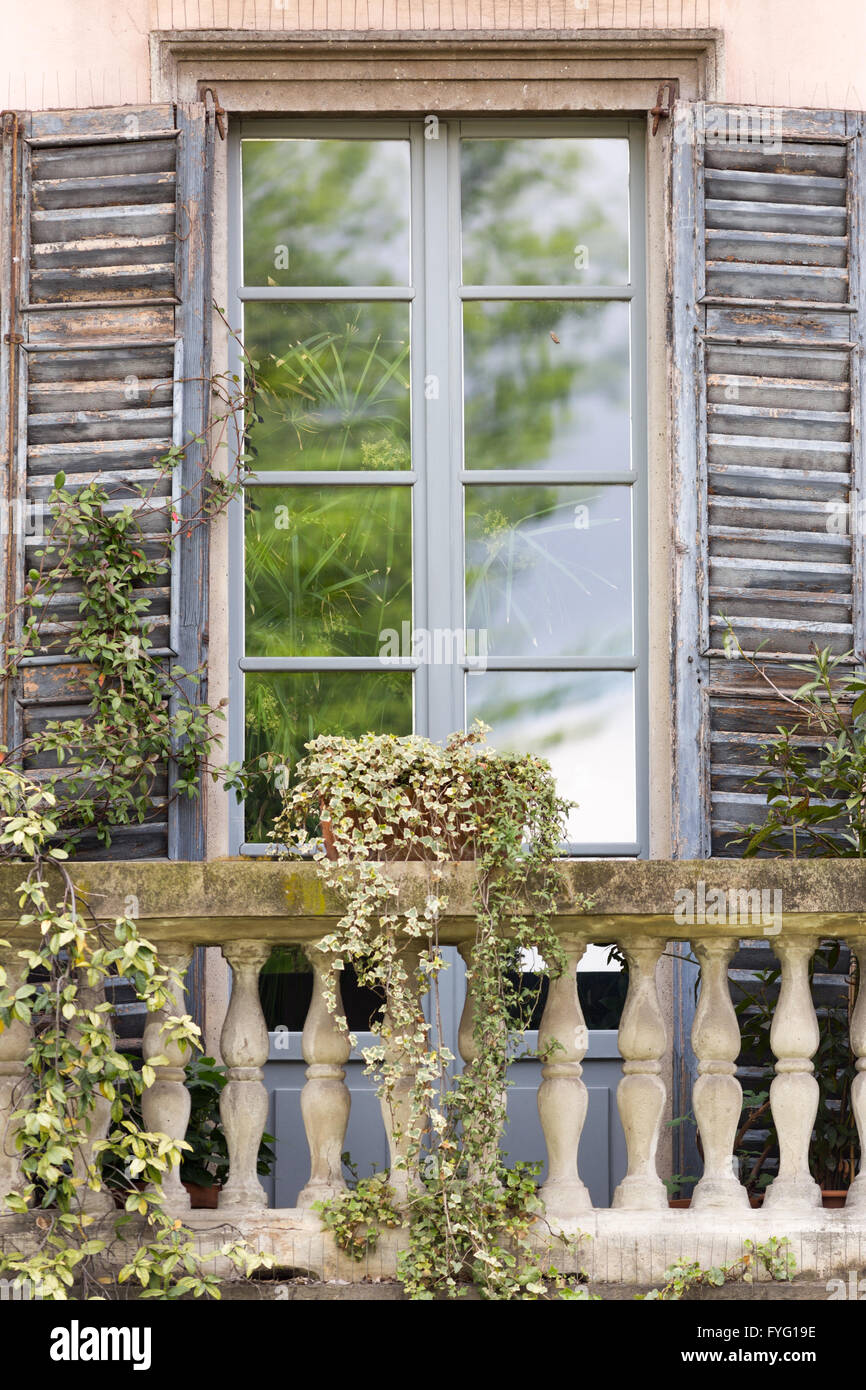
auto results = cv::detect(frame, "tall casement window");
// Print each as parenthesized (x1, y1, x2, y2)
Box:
(228, 118, 647, 855)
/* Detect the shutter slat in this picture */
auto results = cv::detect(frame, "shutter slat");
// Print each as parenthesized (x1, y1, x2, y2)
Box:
(705, 198, 847, 236)
(707, 375, 849, 411)
(32, 171, 176, 211)
(706, 229, 848, 266)
(708, 402, 850, 439)
(708, 434, 851, 470)
(31, 203, 177, 242)
(704, 142, 847, 176)
(706, 260, 848, 303)
(705, 166, 848, 206)
(29, 376, 174, 412)
(706, 343, 850, 381)
(709, 464, 849, 501)
(32, 140, 178, 179)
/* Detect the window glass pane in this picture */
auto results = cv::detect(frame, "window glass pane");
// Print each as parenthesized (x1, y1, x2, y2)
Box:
(242, 138, 411, 286)
(465, 485, 633, 658)
(463, 301, 630, 472)
(246, 485, 411, 658)
(466, 670, 637, 844)
(461, 137, 629, 285)
(244, 670, 413, 842)
(246, 302, 411, 471)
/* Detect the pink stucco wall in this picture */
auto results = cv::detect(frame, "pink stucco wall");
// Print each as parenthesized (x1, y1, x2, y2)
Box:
(1, 0, 864, 113)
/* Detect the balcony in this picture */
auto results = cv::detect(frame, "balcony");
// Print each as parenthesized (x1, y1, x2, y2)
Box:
(1, 859, 865, 1286)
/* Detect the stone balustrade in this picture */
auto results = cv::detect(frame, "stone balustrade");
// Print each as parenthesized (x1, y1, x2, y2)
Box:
(1, 859, 865, 1282)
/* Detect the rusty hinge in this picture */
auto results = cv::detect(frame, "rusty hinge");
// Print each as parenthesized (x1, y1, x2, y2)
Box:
(651, 81, 678, 136)
(4, 333, 23, 345)
(198, 87, 227, 141)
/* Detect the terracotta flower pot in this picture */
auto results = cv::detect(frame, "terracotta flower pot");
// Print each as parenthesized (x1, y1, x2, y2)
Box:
(669, 1190, 849, 1210)
(820, 1190, 848, 1209)
(183, 1181, 220, 1209)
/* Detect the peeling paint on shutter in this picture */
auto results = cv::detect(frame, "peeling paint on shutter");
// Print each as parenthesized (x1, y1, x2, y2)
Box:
(0, 102, 214, 860)
(672, 102, 866, 858)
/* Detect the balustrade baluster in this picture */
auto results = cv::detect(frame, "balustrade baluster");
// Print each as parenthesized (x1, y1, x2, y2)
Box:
(763, 936, 822, 1212)
(297, 943, 352, 1209)
(219, 941, 271, 1210)
(690, 938, 749, 1210)
(612, 936, 668, 1211)
(845, 935, 866, 1210)
(537, 934, 592, 1219)
(141, 942, 192, 1210)
(0, 949, 32, 1207)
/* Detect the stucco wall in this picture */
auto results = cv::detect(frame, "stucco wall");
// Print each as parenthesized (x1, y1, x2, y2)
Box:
(2, 0, 865, 114)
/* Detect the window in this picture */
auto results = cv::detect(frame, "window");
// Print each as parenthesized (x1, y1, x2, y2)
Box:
(228, 117, 647, 855)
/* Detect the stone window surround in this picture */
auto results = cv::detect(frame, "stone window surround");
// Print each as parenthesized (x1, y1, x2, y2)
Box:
(150, 28, 724, 863)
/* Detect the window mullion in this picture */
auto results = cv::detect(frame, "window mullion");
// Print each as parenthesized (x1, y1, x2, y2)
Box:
(419, 121, 463, 742)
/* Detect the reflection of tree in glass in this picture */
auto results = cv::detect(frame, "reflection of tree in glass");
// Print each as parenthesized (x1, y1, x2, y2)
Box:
(463, 301, 629, 473)
(246, 304, 410, 472)
(242, 139, 410, 287)
(462, 139, 629, 474)
(461, 137, 628, 285)
(245, 486, 411, 659)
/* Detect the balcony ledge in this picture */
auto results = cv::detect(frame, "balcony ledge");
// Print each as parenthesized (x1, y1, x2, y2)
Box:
(0, 857, 864, 945)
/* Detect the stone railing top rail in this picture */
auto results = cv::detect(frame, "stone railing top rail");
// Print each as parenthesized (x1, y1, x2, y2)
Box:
(0, 858, 864, 945)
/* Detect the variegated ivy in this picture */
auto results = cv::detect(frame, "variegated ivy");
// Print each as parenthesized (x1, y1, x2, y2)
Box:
(271, 724, 594, 1299)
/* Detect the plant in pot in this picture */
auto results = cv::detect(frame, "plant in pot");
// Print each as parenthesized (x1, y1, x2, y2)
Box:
(181, 1055, 276, 1208)
(270, 724, 596, 1300)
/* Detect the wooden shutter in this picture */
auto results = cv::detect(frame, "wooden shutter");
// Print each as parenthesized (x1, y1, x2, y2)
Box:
(0, 102, 215, 859)
(671, 101, 865, 858)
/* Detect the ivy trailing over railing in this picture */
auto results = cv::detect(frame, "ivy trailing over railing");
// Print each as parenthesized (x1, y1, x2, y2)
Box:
(272, 726, 596, 1300)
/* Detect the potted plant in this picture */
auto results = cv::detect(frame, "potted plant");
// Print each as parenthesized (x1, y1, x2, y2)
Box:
(269, 725, 596, 1300)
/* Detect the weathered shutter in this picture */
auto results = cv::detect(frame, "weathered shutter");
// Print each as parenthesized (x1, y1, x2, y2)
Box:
(672, 101, 865, 858)
(0, 101, 214, 860)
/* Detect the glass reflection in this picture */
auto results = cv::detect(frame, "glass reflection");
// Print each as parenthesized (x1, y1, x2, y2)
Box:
(465, 485, 633, 658)
(242, 139, 410, 286)
(461, 137, 629, 285)
(466, 670, 637, 843)
(245, 486, 411, 658)
(463, 301, 630, 472)
(245, 302, 410, 471)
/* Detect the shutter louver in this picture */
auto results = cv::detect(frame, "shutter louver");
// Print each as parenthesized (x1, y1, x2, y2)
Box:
(672, 102, 865, 857)
(0, 102, 214, 860)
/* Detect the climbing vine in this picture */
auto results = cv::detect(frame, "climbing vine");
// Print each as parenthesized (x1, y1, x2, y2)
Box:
(0, 312, 253, 845)
(272, 725, 595, 1300)
(0, 326, 272, 1297)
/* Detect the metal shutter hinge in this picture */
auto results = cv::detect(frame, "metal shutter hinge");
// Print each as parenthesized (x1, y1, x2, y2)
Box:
(651, 81, 678, 136)
(198, 87, 226, 140)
